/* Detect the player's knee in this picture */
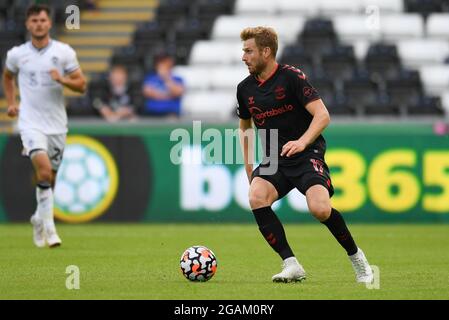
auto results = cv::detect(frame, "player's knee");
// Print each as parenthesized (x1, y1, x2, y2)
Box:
(308, 201, 331, 221)
(248, 190, 273, 210)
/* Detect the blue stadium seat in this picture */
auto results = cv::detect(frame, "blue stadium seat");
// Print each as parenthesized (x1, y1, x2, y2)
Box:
(299, 18, 338, 57)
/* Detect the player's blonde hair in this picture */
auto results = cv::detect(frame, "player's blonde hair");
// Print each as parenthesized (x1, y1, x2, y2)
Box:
(240, 26, 278, 58)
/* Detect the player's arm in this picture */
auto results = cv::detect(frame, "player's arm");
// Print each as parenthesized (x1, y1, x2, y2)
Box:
(2, 69, 19, 118)
(281, 99, 330, 157)
(50, 68, 86, 94)
(239, 118, 255, 182)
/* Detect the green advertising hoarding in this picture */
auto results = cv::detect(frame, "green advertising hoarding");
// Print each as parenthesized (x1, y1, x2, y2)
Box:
(1, 122, 448, 223)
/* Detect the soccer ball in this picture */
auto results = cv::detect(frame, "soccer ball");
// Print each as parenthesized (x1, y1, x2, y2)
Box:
(180, 246, 217, 282)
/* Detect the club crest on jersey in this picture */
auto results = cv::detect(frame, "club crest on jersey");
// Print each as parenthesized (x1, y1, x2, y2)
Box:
(248, 96, 255, 105)
(275, 86, 286, 100)
(52, 56, 59, 65)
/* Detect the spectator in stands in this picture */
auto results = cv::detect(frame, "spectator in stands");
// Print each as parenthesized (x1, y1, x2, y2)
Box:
(142, 52, 185, 117)
(93, 65, 137, 122)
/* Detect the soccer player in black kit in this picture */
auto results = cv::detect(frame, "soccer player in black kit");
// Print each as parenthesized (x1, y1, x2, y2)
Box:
(237, 27, 373, 283)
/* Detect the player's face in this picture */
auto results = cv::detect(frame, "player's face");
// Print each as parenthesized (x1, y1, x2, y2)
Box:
(26, 11, 52, 40)
(242, 39, 266, 75)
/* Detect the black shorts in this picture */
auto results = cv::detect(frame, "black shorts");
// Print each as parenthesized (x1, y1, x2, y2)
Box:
(251, 152, 334, 199)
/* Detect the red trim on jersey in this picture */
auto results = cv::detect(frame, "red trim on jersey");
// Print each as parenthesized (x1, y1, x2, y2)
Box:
(256, 63, 279, 87)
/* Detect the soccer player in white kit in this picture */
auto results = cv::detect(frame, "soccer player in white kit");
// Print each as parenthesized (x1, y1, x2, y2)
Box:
(2, 4, 86, 248)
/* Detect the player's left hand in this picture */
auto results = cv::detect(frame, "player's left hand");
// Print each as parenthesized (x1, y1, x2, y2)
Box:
(281, 139, 307, 157)
(49, 69, 63, 84)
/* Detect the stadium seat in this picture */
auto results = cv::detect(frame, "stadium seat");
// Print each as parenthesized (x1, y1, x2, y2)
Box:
(111, 45, 144, 70)
(189, 41, 242, 65)
(362, 0, 404, 13)
(333, 15, 381, 43)
(318, 0, 363, 14)
(427, 14, 449, 39)
(156, 0, 190, 25)
(182, 90, 236, 118)
(172, 66, 213, 90)
(311, 77, 336, 107)
(66, 96, 97, 117)
(404, 0, 443, 16)
(191, 0, 235, 21)
(442, 91, 449, 113)
(209, 66, 248, 90)
(419, 65, 449, 95)
(398, 39, 449, 67)
(364, 43, 402, 81)
(212, 15, 305, 43)
(407, 96, 444, 115)
(364, 93, 400, 116)
(380, 14, 424, 41)
(327, 93, 356, 115)
(174, 18, 212, 45)
(344, 71, 379, 114)
(321, 45, 357, 82)
(133, 21, 170, 46)
(386, 69, 423, 109)
(280, 45, 314, 76)
(234, 0, 277, 15)
(300, 18, 337, 57)
(277, 0, 321, 16)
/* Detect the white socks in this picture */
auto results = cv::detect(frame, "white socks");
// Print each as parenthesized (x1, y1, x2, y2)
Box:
(36, 186, 55, 232)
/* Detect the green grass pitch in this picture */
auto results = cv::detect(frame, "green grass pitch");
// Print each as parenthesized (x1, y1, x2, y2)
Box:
(0, 223, 448, 300)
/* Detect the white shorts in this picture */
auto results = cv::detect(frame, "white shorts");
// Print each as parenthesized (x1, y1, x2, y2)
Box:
(20, 129, 67, 171)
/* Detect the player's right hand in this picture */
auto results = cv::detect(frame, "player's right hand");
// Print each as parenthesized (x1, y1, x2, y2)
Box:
(7, 105, 19, 118)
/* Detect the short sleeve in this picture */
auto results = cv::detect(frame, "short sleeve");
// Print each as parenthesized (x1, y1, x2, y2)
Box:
(63, 45, 80, 74)
(5, 47, 19, 74)
(292, 69, 320, 107)
(236, 89, 251, 119)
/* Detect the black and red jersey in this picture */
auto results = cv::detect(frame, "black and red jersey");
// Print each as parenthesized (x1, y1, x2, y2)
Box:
(237, 64, 326, 164)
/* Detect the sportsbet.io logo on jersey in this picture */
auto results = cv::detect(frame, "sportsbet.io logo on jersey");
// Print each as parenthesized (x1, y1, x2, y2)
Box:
(54, 136, 118, 223)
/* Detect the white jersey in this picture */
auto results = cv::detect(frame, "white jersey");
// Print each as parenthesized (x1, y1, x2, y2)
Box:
(5, 39, 80, 134)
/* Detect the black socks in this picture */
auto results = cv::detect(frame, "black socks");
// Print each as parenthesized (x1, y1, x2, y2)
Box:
(252, 206, 294, 260)
(321, 208, 358, 256)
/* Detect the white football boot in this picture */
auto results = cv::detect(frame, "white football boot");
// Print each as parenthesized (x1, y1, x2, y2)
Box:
(45, 226, 62, 248)
(272, 257, 306, 283)
(349, 248, 373, 283)
(30, 214, 45, 248)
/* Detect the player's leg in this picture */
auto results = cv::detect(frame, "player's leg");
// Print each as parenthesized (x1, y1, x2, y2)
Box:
(305, 185, 373, 283)
(249, 177, 293, 259)
(297, 153, 373, 283)
(31, 151, 61, 248)
(249, 171, 305, 282)
(41, 134, 67, 247)
(21, 131, 49, 247)
(306, 184, 357, 255)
